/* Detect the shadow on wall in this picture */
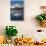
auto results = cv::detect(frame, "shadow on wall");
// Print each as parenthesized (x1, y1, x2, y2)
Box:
(30, 16, 40, 27)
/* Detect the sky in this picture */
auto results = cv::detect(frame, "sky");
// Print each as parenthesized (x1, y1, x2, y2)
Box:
(11, 0, 24, 1)
(11, 1, 24, 5)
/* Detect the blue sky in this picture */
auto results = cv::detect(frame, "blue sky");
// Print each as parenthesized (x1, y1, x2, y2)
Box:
(11, 1, 24, 5)
(11, 0, 24, 1)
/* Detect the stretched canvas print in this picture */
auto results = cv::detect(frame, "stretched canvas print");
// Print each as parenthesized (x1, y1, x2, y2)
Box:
(10, 0, 24, 21)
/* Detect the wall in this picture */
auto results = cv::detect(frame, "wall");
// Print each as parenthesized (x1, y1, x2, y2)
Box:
(0, 0, 46, 38)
